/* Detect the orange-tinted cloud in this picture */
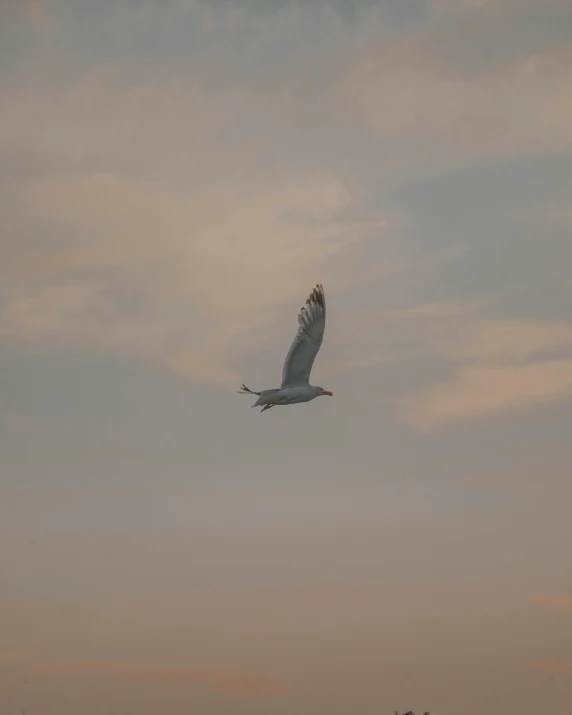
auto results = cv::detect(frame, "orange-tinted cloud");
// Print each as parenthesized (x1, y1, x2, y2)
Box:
(3, 0, 572, 400)
(452, 321, 572, 363)
(401, 359, 572, 430)
(384, 300, 489, 324)
(399, 320, 572, 429)
(332, 10, 572, 175)
(0, 651, 28, 664)
(532, 661, 572, 676)
(32, 660, 286, 700)
(21, 0, 52, 31)
(127, 667, 285, 699)
(0, 40, 392, 390)
(531, 595, 572, 611)
(0, 168, 374, 387)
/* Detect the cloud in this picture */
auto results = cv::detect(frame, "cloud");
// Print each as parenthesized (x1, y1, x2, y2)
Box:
(315, 298, 490, 381)
(3, 0, 571, 395)
(32, 660, 286, 699)
(452, 321, 572, 363)
(384, 299, 491, 325)
(532, 661, 572, 676)
(328, 5, 572, 174)
(174, 0, 572, 178)
(531, 595, 572, 611)
(1, 171, 374, 387)
(0, 61, 387, 386)
(1, 283, 103, 339)
(399, 321, 572, 429)
(402, 359, 572, 430)
(0, 651, 28, 664)
(0, 412, 35, 433)
(21, 0, 49, 28)
(8, 0, 571, 181)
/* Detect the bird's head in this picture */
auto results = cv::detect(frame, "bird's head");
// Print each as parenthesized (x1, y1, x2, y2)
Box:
(315, 386, 333, 397)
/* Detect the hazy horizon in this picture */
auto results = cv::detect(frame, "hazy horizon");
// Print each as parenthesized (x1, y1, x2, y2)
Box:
(1, 1, 572, 714)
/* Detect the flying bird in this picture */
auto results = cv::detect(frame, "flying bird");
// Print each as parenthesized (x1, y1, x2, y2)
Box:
(238, 284, 333, 412)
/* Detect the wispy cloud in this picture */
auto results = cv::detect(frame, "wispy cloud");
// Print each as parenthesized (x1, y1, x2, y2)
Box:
(0, 412, 36, 433)
(2, 0, 571, 399)
(532, 661, 572, 676)
(21, 0, 49, 29)
(402, 358, 572, 430)
(1, 171, 374, 386)
(1, 3, 572, 715)
(399, 321, 572, 429)
(331, 26, 572, 175)
(32, 660, 286, 699)
(384, 299, 491, 325)
(531, 595, 572, 611)
(452, 321, 572, 363)
(0, 61, 385, 387)
(0, 651, 28, 664)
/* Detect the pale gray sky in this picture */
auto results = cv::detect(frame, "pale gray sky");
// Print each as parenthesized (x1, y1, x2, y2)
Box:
(1, 1, 572, 714)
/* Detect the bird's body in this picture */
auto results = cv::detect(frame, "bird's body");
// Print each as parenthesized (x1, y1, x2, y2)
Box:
(238, 284, 333, 412)
(241, 383, 324, 408)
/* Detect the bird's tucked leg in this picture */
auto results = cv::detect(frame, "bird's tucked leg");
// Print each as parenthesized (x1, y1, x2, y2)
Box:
(260, 403, 275, 413)
(237, 383, 260, 395)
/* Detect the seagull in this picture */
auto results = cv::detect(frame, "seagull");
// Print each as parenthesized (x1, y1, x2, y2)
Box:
(238, 284, 333, 412)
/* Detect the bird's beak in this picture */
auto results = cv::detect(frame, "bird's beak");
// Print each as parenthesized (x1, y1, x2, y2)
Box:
(324, 390, 333, 396)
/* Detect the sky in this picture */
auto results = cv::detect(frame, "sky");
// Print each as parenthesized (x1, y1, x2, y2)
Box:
(1, 0, 572, 713)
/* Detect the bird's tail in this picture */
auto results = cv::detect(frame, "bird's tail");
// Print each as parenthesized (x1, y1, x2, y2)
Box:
(237, 383, 261, 396)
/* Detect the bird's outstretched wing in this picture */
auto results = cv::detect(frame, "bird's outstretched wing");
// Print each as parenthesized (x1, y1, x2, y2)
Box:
(281, 284, 326, 388)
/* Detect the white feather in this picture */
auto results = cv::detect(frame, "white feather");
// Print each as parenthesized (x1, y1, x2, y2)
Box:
(281, 284, 326, 388)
